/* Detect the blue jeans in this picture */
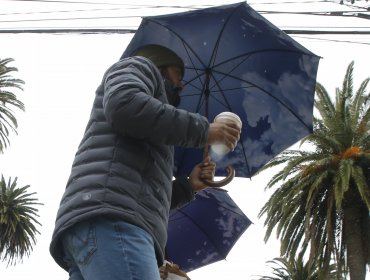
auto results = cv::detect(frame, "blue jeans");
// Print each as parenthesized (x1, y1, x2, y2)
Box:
(61, 217, 161, 280)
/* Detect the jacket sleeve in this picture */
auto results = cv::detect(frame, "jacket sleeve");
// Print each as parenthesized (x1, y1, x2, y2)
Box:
(170, 177, 194, 209)
(102, 56, 209, 148)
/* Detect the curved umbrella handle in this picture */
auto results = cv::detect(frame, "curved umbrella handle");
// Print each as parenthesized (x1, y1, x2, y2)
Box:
(201, 165, 235, 188)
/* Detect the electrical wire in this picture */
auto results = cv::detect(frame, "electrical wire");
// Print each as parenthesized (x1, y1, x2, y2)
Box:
(0, 27, 369, 35)
(1, 9, 369, 24)
(3, 0, 140, 5)
(3, 0, 330, 5)
(1, 0, 368, 21)
(0, 15, 142, 24)
(2, 0, 210, 9)
(259, 10, 370, 20)
(2, 8, 368, 17)
(292, 34, 370, 45)
(0, 27, 368, 48)
(0, 7, 145, 17)
(0, 1, 369, 40)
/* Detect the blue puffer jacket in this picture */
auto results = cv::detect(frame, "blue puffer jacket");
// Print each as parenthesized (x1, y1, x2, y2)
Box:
(49, 56, 209, 271)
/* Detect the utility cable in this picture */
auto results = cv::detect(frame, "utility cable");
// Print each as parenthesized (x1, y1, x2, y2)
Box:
(1, 9, 369, 24)
(258, 10, 370, 21)
(0, 27, 369, 35)
(2, 0, 210, 9)
(2, 8, 368, 17)
(292, 34, 370, 45)
(0, 15, 141, 24)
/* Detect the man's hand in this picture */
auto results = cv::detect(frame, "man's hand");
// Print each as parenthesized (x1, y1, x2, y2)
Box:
(207, 122, 241, 152)
(189, 156, 216, 192)
(159, 265, 168, 280)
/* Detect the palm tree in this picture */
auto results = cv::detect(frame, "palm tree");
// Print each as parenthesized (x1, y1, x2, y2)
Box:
(0, 176, 42, 265)
(0, 58, 41, 265)
(256, 256, 338, 280)
(0, 58, 25, 153)
(258, 61, 370, 280)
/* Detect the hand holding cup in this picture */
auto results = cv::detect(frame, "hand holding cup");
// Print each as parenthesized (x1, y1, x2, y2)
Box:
(207, 112, 242, 155)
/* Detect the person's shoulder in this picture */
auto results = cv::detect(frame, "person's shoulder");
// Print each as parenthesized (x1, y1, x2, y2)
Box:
(115, 56, 155, 69)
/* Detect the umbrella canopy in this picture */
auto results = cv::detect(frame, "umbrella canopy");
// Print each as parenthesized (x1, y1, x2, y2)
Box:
(166, 188, 252, 272)
(122, 2, 320, 178)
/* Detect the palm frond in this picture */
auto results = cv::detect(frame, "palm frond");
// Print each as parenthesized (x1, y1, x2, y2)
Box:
(334, 159, 353, 209)
(0, 175, 43, 266)
(0, 58, 25, 153)
(351, 77, 370, 132)
(341, 61, 354, 99)
(352, 165, 370, 209)
(256, 256, 338, 280)
(315, 82, 335, 120)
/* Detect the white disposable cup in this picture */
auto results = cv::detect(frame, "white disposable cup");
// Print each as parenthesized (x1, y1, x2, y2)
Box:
(211, 112, 242, 156)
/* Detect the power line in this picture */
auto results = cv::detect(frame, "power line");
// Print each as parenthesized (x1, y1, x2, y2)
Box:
(1, 10, 369, 24)
(258, 10, 370, 21)
(0, 15, 141, 24)
(1, 27, 368, 47)
(282, 26, 370, 28)
(0, 2, 369, 37)
(259, 10, 369, 14)
(0, 2, 369, 47)
(0, 28, 136, 34)
(286, 29, 370, 34)
(2, 8, 368, 17)
(292, 34, 370, 45)
(335, 0, 370, 11)
(2, 0, 137, 5)
(0, 7, 139, 17)
(2, 0, 209, 9)
(3, 0, 358, 18)
(249, 0, 330, 4)
(1, 27, 369, 35)
(2, 0, 331, 5)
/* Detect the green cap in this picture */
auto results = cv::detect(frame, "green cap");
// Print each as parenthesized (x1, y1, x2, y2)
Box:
(134, 44, 184, 77)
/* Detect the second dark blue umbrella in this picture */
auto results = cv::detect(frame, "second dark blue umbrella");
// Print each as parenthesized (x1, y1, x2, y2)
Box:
(166, 188, 252, 272)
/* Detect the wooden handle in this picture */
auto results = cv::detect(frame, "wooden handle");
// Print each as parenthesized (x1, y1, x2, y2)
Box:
(201, 165, 235, 188)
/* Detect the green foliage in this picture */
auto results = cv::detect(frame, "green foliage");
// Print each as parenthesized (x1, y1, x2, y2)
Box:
(256, 256, 338, 280)
(0, 57, 41, 266)
(258, 61, 370, 279)
(0, 175, 42, 266)
(0, 57, 25, 153)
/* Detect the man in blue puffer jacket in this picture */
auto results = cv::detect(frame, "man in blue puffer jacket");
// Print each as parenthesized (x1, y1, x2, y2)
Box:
(49, 44, 241, 280)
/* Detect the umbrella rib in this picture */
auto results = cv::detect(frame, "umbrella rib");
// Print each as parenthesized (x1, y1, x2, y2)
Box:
(146, 18, 210, 114)
(212, 68, 312, 131)
(181, 86, 254, 100)
(176, 207, 227, 258)
(146, 19, 207, 70)
(209, 53, 252, 93)
(182, 57, 249, 111)
(208, 49, 315, 97)
(212, 48, 318, 70)
(174, 204, 251, 226)
(207, 62, 253, 176)
(182, 43, 208, 114)
(208, 2, 245, 68)
(195, 194, 251, 216)
(210, 48, 314, 131)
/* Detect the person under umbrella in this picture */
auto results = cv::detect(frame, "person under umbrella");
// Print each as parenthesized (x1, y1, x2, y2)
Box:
(49, 44, 241, 280)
